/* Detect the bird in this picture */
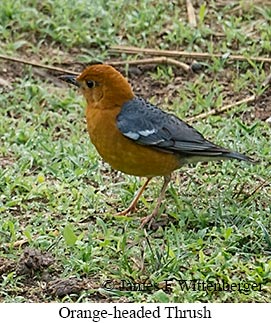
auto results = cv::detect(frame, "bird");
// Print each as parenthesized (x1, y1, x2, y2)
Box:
(60, 64, 254, 228)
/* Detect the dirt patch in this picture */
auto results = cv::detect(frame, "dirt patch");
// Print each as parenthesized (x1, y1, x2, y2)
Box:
(16, 247, 55, 275)
(47, 277, 87, 297)
(0, 61, 25, 86)
(0, 257, 16, 275)
(0, 156, 15, 168)
(246, 87, 271, 122)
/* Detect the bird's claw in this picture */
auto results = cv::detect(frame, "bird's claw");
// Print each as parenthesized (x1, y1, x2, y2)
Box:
(140, 214, 155, 229)
(115, 206, 137, 217)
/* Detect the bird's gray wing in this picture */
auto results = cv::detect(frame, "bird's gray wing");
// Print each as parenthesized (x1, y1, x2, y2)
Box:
(117, 97, 252, 162)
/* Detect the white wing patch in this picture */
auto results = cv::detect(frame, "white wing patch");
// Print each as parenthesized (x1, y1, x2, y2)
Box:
(138, 129, 156, 137)
(123, 129, 157, 140)
(123, 131, 140, 140)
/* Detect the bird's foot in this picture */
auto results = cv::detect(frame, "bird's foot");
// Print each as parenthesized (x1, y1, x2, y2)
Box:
(140, 215, 154, 229)
(140, 210, 157, 229)
(115, 205, 137, 217)
(115, 178, 151, 217)
(140, 213, 173, 230)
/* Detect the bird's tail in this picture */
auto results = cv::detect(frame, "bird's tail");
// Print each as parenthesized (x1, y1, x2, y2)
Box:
(222, 151, 256, 163)
(182, 149, 257, 165)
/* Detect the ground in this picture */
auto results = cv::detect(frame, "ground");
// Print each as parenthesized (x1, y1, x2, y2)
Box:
(0, 0, 270, 302)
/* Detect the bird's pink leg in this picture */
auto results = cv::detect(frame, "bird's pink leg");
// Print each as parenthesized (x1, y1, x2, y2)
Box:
(116, 178, 151, 216)
(140, 175, 171, 228)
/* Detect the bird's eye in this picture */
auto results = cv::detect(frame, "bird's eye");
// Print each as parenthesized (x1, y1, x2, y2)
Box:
(86, 80, 95, 88)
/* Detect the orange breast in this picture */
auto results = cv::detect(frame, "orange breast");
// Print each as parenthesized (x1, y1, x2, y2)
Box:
(86, 107, 181, 177)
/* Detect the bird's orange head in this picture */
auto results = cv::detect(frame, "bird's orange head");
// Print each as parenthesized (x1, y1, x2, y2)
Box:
(60, 64, 134, 109)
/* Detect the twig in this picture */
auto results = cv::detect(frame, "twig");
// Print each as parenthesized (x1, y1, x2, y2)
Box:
(109, 57, 191, 72)
(246, 179, 270, 200)
(0, 53, 77, 75)
(262, 72, 271, 87)
(3, 238, 29, 249)
(186, 95, 256, 122)
(186, 0, 197, 27)
(0, 54, 191, 75)
(110, 45, 271, 64)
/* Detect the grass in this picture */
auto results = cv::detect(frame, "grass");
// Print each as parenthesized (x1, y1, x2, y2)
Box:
(0, 0, 271, 302)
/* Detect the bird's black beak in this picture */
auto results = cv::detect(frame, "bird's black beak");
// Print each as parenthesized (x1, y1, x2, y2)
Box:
(59, 75, 80, 87)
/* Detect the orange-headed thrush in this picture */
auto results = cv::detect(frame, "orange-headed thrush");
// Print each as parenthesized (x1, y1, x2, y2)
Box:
(60, 64, 254, 227)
